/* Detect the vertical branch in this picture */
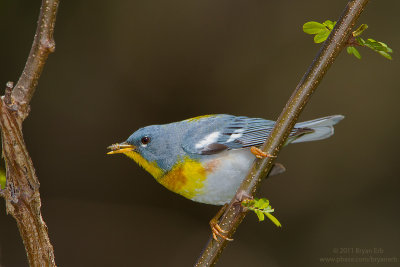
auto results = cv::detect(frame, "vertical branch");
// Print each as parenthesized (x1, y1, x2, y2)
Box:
(196, 0, 369, 266)
(0, 0, 60, 266)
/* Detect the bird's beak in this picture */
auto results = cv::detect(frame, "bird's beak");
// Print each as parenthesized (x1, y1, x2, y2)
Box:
(107, 142, 136, 154)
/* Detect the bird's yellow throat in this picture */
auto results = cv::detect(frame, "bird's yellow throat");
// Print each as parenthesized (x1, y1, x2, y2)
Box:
(123, 151, 207, 199)
(123, 151, 163, 179)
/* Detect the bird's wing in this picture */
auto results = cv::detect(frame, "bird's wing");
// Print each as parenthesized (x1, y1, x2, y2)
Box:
(182, 115, 314, 155)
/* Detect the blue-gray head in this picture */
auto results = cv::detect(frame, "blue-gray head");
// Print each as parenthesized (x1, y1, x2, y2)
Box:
(107, 123, 187, 175)
(126, 125, 165, 163)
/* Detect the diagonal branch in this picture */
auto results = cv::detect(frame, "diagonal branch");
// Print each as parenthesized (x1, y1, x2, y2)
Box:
(10, 0, 59, 121)
(195, 0, 369, 266)
(0, 0, 60, 266)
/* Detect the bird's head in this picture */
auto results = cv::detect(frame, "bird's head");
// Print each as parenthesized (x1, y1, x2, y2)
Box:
(107, 125, 167, 178)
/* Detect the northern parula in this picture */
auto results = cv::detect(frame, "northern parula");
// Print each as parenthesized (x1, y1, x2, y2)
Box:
(107, 114, 344, 205)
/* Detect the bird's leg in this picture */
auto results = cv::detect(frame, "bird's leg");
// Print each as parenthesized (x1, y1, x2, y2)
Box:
(250, 146, 276, 159)
(209, 148, 276, 242)
(210, 191, 258, 242)
(209, 204, 233, 242)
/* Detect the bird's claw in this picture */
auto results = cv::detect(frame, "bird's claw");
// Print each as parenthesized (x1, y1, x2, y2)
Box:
(250, 146, 276, 159)
(210, 220, 232, 242)
(209, 204, 233, 242)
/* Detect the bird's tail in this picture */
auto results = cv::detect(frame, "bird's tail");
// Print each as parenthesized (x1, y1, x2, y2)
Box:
(291, 115, 344, 143)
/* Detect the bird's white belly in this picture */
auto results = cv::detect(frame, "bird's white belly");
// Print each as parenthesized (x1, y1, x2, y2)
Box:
(191, 149, 256, 205)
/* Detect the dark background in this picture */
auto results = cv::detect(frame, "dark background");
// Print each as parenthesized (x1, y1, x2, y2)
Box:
(1, 0, 399, 266)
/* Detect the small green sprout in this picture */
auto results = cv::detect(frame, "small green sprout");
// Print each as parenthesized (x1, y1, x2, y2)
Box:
(352, 23, 368, 37)
(303, 20, 336, 43)
(355, 37, 393, 60)
(0, 169, 5, 189)
(347, 46, 361, 59)
(303, 20, 393, 60)
(241, 198, 281, 227)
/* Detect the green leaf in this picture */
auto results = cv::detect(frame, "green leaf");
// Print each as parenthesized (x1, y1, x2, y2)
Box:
(266, 213, 282, 227)
(0, 169, 5, 189)
(314, 30, 330, 43)
(304, 19, 393, 60)
(255, 210, 265, 221)
(352, 24, 368, 37)
(365, 39, 384, 50)
(356, 37, 366, 46)
(303, 21, 326, 34)
(243, 197, 282, 226)
(303, 20, 335, 43)
(352, 48, 361, 59)
(378, 42, 393, 53)
(256, 198, 269, 209)
(347, 46, 361, 59)
(323, 20, 336, 30)
(358, 38, 393, 59)
(378, 51, 392, 60)
(364, 39, 390, 52)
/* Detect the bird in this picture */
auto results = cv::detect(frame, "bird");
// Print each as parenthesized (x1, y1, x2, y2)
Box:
(107, 114, 344, 205)
(108, 114, 343, 239)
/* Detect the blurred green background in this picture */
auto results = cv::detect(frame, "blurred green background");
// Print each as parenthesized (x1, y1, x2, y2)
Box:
(1, 0, 399, 266)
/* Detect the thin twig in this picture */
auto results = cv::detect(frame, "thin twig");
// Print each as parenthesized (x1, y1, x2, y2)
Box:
(0, 0, 59, 266)
(195, 0, 369, 266)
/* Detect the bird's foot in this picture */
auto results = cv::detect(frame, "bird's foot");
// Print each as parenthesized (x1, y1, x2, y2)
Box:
(209, 204, 233, 242)
(250, 146, 276, 159)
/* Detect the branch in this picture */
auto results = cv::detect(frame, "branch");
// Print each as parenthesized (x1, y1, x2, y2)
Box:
(195, 0, 369, 265)
(0, 0, 59, 266)
(11, 0, 58, 121)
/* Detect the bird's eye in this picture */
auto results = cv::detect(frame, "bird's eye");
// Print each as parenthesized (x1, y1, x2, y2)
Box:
(141, 136, 150, 145)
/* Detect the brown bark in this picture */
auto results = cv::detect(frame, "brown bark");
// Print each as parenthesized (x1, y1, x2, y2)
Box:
(0, 0, 60, 266)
